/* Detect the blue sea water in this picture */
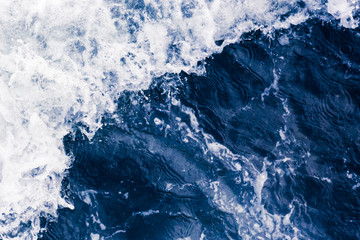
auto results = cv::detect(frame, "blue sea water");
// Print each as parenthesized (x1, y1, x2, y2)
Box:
(39, 22, 360, 239)
(1, 1, 360, 240)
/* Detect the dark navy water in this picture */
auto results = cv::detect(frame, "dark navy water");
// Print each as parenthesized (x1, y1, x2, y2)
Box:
(39, 20, 360, 240)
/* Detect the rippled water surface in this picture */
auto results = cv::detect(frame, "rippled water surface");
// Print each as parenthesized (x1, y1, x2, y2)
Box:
(1, 1, 360, 240)
(38, 21, 360, 239)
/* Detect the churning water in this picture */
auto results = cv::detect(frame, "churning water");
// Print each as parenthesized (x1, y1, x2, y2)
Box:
(0, 0, 360, 239)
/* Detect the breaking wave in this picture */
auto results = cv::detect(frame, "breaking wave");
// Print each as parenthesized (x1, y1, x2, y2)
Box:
(0, 0, 359, 239)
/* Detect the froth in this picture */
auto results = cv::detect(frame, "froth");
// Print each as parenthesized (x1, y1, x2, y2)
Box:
(0, 0, 358, 238)
(327, 0, 359, 28)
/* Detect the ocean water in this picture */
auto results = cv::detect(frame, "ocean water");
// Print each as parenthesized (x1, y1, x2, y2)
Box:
(0, 0, 360, 239)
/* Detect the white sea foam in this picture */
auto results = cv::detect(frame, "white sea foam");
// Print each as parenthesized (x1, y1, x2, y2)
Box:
(0, 0, 358, 238)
